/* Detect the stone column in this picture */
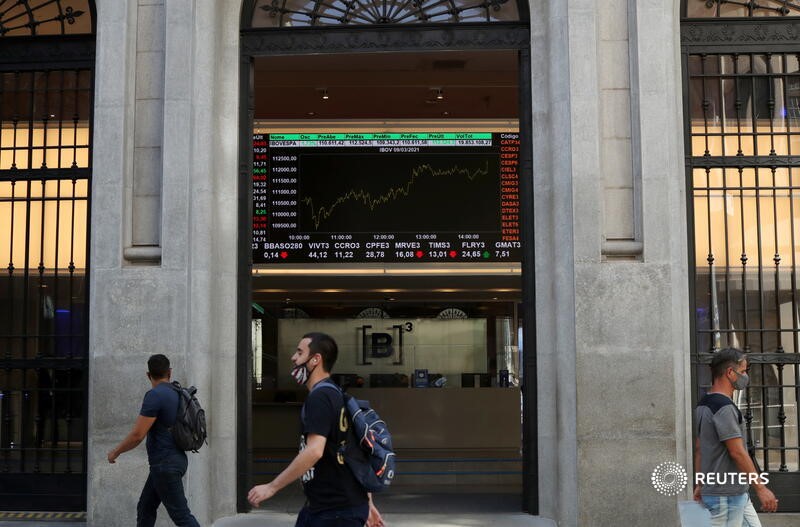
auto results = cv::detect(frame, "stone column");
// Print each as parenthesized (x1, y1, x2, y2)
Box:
(88, 0, 241, 524)
(569, 0, 690, 525)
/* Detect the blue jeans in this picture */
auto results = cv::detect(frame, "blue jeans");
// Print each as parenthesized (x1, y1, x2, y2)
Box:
(294, 503, 369, 527)
(137, 452, 200, 527)
(702, 493, 751, 527)
(742, 496, 763, 527)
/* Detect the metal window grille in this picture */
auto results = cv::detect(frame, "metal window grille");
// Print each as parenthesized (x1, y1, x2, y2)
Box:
(0, 64, 92, 510)
(685, 48, 800, 506)
(685, 0, 800, 18)
(0, 0, 93, 37)
(248, 0, 521, 28)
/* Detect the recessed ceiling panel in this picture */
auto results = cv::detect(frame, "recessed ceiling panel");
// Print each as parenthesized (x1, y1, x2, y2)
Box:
(254, 50, 519, 119)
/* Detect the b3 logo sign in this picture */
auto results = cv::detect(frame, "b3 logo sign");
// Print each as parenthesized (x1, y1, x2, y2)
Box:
(370, 333, 394, 358)
(358, 324, 406, 366)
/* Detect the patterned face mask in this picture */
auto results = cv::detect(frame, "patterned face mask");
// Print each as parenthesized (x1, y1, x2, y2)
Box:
(291, 358, 313, 385)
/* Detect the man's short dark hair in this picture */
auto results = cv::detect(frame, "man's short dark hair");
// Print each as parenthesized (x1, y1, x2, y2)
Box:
(148, 354, 171, 379)
(303, 332, 338, 372)
(710, 348, 745, 380)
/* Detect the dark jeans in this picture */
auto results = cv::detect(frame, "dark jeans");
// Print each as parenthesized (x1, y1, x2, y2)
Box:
(295, 503, 369, 527)
(136, 452, 200, 527)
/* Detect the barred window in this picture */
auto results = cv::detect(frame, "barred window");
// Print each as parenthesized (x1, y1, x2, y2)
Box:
(0, 2, 93, 510)
(685, 0, 800, 18)
(688, 52, 800, 474)
(0, 0, 93, 37)
(249, 0, 521, 28)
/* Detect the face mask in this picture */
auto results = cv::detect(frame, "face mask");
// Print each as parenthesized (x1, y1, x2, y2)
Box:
(732, 370, 749, 390)
(291, 358, 315, 385)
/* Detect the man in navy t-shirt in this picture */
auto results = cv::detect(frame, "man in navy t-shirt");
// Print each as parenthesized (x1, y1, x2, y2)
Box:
(248, 332, 384, 527)
(108, 354, 200, 527)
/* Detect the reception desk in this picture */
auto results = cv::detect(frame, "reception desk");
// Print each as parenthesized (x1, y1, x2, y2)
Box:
(348, 387, 520, 450)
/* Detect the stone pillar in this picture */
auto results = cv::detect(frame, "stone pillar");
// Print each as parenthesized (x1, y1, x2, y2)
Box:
(530, 0, 579, 525)
(88, 0, 241, 525)
(568, 0, 690, 525)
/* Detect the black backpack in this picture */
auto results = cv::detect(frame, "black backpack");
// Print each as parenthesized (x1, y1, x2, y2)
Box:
(315, 381, 396, 492)
(168, 381, 207, 453)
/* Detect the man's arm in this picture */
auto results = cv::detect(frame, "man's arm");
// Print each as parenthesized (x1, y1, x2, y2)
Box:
(107, 415, 156, 463)
(724, 437, 778, 512)
(693, 437, 702, 501)
(247, 433, 326, 507)
(367, 493, 385, 527)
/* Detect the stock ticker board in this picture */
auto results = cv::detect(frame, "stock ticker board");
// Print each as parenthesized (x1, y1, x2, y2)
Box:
(251, 132, 521, 264)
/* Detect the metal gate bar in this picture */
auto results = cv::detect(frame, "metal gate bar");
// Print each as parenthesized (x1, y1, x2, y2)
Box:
(0, 66, 91, 510)
(683, 23, 800, 506)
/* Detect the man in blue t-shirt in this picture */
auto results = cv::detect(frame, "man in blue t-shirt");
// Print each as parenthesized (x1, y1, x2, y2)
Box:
(248, 332, 384, 527)
(108, 354, 200, 527)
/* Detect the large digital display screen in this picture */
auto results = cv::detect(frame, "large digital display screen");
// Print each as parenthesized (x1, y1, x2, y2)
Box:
(252, 132, 520, 264)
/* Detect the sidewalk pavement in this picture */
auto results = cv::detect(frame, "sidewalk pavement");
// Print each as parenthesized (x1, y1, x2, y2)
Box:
(213, 511, 557, 527)
(213, 486, 556, 527)
(0, 486, 558, 527)
(0, 513, 555, 527)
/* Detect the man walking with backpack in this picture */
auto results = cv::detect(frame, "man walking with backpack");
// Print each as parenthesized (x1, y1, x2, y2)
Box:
(248, 332, 384, 527)
(108, 354, 201, 527)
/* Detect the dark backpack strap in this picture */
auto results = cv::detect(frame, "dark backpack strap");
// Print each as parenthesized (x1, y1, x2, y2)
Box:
(307, 379, 349, 458)
(310, 379, 348, 417)
(310, 378, 341, 393)
(166, 380, 184, 401)
(307, 379, 342, 413)
(167, 381, 187, 424)
(310, 378, 347, 406)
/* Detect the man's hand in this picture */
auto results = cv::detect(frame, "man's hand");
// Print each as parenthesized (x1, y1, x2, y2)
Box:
(247, 483, 277, 508)
(107, 415, 155, 465)
(755, 486, 778, 513)
(693, 484, 702, 503)
(723, 437, 778, 513)
(245, 434, 325, 509)
(367, 500, 385, 527)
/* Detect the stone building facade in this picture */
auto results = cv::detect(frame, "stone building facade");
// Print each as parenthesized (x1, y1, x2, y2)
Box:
(1, 1, 799, 526)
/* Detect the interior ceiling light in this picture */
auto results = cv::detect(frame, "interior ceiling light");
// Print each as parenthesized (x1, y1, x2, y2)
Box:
(321, 88, 329, 100)
(425, 87, 445, 105)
